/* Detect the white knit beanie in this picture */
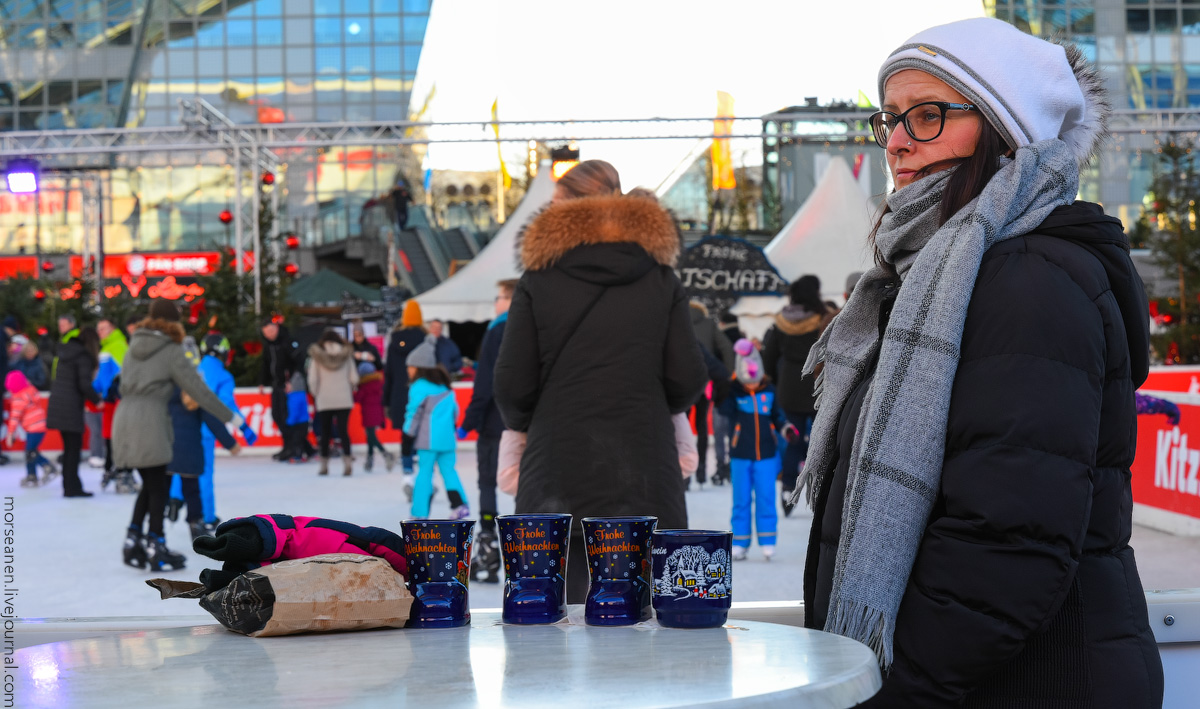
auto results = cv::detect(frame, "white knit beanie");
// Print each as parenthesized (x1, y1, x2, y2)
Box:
(878, 17, 1109, 167)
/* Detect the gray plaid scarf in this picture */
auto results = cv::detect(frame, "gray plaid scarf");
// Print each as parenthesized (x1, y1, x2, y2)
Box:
(796, 139, 1078, 667)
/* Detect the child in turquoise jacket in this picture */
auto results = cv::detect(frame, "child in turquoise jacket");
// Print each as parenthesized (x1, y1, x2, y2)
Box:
(403, 335, 470, 520)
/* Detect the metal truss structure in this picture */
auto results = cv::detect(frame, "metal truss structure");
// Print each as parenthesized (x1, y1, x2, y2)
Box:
(5, 105, 1200, 313)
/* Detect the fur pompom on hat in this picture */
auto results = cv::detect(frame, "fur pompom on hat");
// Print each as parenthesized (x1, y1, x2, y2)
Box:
(405, 334, 438, 369)
(401, 300, 424, 329)
(878, 17, 1109, 167)
(734, 338, 764, 387)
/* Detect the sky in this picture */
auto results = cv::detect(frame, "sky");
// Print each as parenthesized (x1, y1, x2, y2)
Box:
(411, 0, 986, 191)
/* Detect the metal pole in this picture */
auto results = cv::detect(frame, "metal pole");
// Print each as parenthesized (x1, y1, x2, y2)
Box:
(234, 152, 244, 277)
(96, 174, 105, 304)
(34, 189, 41, 279)
(252, 151, 262, 316)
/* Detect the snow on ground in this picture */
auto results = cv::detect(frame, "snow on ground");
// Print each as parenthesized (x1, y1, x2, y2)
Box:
(8, 446, 1200, 620)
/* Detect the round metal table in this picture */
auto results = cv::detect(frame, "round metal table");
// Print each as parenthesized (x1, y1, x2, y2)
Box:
(14, 612, 881, 707)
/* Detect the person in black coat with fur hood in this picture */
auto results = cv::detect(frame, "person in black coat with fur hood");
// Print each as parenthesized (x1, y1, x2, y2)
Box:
(802, 19, 1162, 707)
(494, 160, 708, 605)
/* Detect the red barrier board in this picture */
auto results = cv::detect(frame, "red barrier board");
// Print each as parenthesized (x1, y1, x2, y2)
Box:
(1131, 396, 1200, 523)
(2, 385, 478, 452)
(1142, 366, 1200, 395)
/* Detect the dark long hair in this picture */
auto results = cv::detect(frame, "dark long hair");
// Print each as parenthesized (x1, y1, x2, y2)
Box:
(868, 119, 1011, 270)
(77, 326, 101, 367)
(411, 365, 451, 387)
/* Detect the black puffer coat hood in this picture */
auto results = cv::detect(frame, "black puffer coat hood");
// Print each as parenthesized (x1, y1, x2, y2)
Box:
(807, 201, 1162, 708)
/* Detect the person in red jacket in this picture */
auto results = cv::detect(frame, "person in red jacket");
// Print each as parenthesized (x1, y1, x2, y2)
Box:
(353, 362, 393, 472)
(5, 370, 59, 486)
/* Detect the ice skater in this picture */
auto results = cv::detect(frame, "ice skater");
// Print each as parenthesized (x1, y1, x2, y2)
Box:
(113, 301, 240, 572)
(403, 335, 470, 520)
(354, 361, 394, 471)
(168, 334, 256, 533)
(718, 339, 796, 561)
(5, 370, 59, 486)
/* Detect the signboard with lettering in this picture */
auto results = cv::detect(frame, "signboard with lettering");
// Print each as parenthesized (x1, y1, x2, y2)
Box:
(675, 236, 788, 317)
(1142, 367, 1200, 395)
(1132, 391, 1200, 535)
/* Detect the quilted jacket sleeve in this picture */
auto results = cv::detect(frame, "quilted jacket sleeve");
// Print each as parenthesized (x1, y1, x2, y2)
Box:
(494, 278, 540, 433)
(871, 246, 1105, 707)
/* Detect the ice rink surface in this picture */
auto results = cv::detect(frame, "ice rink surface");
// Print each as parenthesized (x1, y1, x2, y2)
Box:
(8, 446, 1200, 619)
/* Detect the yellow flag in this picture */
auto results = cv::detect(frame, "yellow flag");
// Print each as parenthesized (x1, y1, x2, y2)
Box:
(711, 91, 736, 191)
(490, 98, 512, 190)
(857, 90, 874, 109)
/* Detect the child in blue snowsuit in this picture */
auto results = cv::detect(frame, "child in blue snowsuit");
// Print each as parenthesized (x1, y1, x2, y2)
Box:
(718, 339, 796, 561)
(403, 335, 470, 520)
(169, 334, 256, 531)
(285, 371, 311, 462)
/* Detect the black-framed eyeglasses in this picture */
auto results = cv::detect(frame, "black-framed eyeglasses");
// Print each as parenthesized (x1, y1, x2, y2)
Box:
(868, 101, 978, 148)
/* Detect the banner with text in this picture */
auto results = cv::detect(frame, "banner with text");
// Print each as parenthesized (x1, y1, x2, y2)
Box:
(676, 236, 788, 318)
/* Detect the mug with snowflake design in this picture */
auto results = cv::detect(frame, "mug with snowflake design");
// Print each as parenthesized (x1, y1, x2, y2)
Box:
(400, 519, 475, 628)
(581, 516, 658, 625)
(497, 514, 572, 624)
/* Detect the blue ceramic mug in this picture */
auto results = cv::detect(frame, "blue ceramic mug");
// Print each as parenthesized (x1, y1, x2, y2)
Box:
(401, 519, 475, 628)
(581, 516, 658, 625)
(498, 513, 572, 624)
(650, 529, 733, 628)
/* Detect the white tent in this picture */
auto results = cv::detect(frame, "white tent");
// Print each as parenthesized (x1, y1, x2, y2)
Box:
(730, 157, 877, 339)
(764, 155, 876, 295)
(417, 165, 555, 322)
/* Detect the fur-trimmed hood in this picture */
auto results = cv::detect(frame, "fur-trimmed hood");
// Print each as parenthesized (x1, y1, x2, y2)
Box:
(520, 195, 681, 272)
(774, 306, 827, 336)
(126, 319, 186, 361)
(308, 341, 353, 370)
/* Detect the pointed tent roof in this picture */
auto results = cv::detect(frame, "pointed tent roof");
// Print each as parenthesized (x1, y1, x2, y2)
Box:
(763, 156, 876, 299)
(416, 164, 556, 322)
(287, 268, 381, 305)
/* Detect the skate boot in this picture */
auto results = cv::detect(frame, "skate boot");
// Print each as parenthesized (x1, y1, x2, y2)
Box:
(364, 453, 374, 473)
(343, 456, 353, 477)
(114, 470, 139, 494)
(100, 468, 116, 491)
(732, 546, 748, 561)
(20, 474, 39, 488)
(403, 473, 415, 502)
(781, 487, 796, 518)
(42, 459, 60, 483)
(189, 520, 216, 541)
(762, 546, 776, 562)
(166, 497, 183, 523)
(145, 535, 187, 572)
(383, 452, 397, 473)
(123, 527, 147, 569)
(317, 456, 329, 476)
(470, 529, 501, 583)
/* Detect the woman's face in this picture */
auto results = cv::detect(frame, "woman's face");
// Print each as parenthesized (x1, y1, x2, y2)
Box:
(882, 70, 983, 190)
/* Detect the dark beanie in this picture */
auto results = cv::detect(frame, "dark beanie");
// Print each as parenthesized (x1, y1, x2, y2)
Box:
(149, 300, 181, 322)
(789, 275, 821, 305)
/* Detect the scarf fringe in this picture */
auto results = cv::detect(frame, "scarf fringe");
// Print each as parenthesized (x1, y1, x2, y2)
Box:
(827, 599, 895, 670)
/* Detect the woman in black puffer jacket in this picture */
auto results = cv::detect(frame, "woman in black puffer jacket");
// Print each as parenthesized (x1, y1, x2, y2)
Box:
(494, 160, 707, 605)
(801, 18, 1163, 708)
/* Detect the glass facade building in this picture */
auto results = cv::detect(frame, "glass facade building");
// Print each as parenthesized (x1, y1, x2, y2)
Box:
(987, 0, 1200, 226)
(0, 0, 430, 255)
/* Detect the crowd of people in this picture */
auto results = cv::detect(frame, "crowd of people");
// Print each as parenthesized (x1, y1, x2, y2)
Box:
(0, 16, 1175, 705)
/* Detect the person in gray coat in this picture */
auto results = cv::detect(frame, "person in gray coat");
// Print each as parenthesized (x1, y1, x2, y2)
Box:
(112, 300, 239, 572)
(307, 329, 359, 477)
